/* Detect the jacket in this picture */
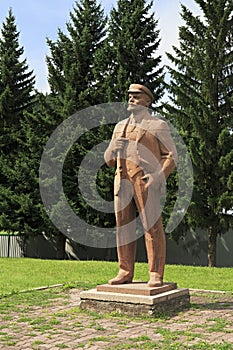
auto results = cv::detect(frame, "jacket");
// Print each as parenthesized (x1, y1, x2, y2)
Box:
(104, 112, 178, 183)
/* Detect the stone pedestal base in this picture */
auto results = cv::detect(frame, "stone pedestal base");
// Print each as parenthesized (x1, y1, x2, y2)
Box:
(80, 282, 190, 317)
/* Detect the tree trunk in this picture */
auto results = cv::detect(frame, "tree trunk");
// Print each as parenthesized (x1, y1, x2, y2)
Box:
(56, 233, 67, 260)
(207, 226, 217, 267)
(105, 247, 117, 261)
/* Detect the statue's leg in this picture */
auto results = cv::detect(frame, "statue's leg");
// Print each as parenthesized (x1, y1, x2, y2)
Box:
(144, 216, 166, 287)
(133, 173, 165, 287)
(108, 180, 137, 285)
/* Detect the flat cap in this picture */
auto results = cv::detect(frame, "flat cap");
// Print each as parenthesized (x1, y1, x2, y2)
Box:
(128, 83, 154, 102)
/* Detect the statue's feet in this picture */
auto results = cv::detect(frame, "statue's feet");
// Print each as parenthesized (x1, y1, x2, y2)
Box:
(147, 272, 163, 287)
(108, 271, 133, 285)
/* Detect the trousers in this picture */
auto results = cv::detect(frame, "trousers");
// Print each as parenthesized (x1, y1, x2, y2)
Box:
(114, 170, 166, 280)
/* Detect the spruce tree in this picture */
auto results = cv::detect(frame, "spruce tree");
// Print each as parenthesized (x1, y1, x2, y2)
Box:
(0, 9, 35, 150)
(45, 1, 111, 255)
(46, 0, 107, 114)
(93, 0, 164, 104)
(23, 94, 69, 258)
(165, 0, 233, 266)
(0, 9, 36, 235)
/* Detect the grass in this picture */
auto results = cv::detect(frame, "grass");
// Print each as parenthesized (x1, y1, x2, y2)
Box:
(107, 341, 233, 349)
(1, 258, 233, 296)
(0, 273, 232, 350)
(0, 288, 65, 316)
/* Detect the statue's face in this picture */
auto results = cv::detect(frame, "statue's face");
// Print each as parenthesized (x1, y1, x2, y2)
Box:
(127, 92, 150, 112)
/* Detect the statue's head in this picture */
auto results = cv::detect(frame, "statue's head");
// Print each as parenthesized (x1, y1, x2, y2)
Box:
(128, 84, 154, 108)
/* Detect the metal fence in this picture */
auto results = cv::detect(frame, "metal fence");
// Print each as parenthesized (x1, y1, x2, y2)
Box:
(0, 234, 24, 258)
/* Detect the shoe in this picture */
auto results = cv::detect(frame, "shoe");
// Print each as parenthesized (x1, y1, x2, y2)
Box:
(147, 272, 163, 287)
(108, 272, 133, 285)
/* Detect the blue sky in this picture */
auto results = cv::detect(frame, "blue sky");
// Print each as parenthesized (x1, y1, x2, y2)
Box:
(0, 0, 201, 93)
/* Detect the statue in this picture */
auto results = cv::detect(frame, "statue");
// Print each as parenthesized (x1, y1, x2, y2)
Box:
(104, 84, 178, 287)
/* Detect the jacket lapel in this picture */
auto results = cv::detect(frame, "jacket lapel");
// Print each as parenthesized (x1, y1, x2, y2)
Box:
(136, 119, 150, 142)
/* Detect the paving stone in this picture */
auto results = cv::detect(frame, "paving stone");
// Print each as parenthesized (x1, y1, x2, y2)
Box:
(0, 288, 232, 349)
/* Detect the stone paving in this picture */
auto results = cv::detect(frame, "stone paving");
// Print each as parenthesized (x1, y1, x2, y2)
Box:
(0, 288, 232, 349)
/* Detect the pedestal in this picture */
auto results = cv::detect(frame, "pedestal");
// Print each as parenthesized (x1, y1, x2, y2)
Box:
(80, 282, 190, 317)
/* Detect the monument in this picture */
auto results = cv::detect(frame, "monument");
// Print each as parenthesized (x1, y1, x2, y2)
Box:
(80, 83, 190, 316)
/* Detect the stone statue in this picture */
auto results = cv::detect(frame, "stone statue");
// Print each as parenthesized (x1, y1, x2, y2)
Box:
(104, 84, 178, 287)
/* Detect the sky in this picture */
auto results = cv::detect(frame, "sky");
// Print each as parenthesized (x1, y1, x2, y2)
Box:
(0, 0, 201, 93)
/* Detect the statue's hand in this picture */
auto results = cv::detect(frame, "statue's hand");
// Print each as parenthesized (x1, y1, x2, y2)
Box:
(141, 171, 165, 190)
(114, 137, 128, 151)
(141, 173, 154, 189)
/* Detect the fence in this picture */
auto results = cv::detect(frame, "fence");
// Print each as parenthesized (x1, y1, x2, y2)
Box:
(0, 234, 24, 258)
(0, 230, 232, 266)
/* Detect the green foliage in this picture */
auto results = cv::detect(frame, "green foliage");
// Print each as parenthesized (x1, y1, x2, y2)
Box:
(3, 0, 231, 267)
(46, 0, 107, 113)
(93, 0, 165, 104)
(0, 9, 35, 121)
(164, 0, 233, 265)
(0, 9, 37, 234)
(44, 0, 166, 245)
(44, 1, 113, 245)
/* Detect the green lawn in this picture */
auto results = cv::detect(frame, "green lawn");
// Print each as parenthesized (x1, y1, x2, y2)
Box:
(1, 258, 232, 297)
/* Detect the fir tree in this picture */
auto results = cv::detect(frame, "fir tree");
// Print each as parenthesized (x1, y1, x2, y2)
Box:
(93, 0, 165, 104)
(164, 0, 233, 266)
(0, 9, 36, 235)
(46, 0, 107, 115)
(45, 1, 110, 255)
(0, 9, 35, 150)
(23, 94, 69, 258)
